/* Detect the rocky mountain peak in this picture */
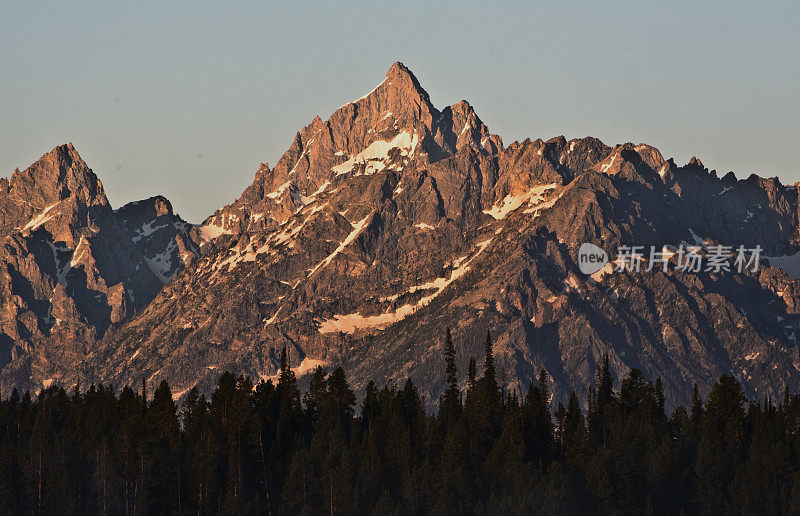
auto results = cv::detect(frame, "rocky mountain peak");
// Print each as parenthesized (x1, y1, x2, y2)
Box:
(385, 60, 414, 81)
(117, 195, 176, 221)
(688, 156, 705, 169)
(590, 142, 674, 185)
(10, 143, 107, 207)
(199, 63, 505, 239)
(6, 63, 800, 416)
(0, 144, 109, 237)
(0, 146, 201, 385)
(336, 61, 437, 134)
(382, 61, 433, 106)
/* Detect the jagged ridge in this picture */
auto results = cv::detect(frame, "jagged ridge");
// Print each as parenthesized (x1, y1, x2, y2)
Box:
(3, 63, 800, 411)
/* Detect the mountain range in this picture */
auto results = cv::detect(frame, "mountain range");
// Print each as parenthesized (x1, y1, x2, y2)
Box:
(3, 62, 800, 410)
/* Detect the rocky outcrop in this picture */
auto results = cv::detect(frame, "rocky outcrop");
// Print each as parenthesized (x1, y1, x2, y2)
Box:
(3, 63, 800, 412)
(198, 62, 503, 241)
(0, 145, 200, 392)
(117, 196, 202, 283)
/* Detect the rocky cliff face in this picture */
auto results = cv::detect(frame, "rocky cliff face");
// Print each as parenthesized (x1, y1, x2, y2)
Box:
(3, 63, 800, 410)
(0, 145, 200, 390)
(199, 62, 503, 240)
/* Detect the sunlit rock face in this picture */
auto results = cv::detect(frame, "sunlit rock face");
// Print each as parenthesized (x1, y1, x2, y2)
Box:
(0, 144, 200, 390)
(5, 64, 800, 412)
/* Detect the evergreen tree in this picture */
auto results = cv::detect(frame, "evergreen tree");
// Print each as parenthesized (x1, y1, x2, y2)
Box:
(597, 353, 614, 408)
(477, 330, 499, 407)
(695, 374, 746, 514)
(564, 391, 585, 449)
(445, 327, 457, 389)
(522, 369, 553, 466)
(483, 329, 496, 389)
(439, 327, 462, 430)
(2, 333, 800, 514)
(690, 382, 704, 433)
(467, 356, 477, 391)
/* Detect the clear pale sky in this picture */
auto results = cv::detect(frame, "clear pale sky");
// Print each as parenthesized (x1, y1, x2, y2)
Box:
(1, 1, 798, 223)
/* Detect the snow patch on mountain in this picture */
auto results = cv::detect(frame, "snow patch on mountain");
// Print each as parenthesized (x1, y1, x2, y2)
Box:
(144, 240, 177, 283)
(310, 180, 331, 198)
(484, 184, 558, 220)
(600, 154, 617, 174)
(132, 221, 169, 243)
(70, 237, 88, 267)
(295, 358, 327, 376)
(309, 213, 372, 275)
(198, 223, 231, 241)
(768, 251, 800, 280)
(48, 241, 73, 285)
(267, 181, 293, 200)
(331, 131, 418, 176)
(318, 238, 492, 334)
(23, 202, 61, 232)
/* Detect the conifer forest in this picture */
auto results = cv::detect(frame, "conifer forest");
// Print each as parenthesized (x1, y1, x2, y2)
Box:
(1, 330, 798, 515)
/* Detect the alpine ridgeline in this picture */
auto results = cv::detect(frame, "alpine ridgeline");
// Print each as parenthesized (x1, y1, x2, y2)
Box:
(0, 144, 201, 389)
(3, 62, 800, 410)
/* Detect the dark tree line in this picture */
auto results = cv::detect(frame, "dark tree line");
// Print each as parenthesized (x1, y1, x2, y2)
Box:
(3, 333, 800, 514)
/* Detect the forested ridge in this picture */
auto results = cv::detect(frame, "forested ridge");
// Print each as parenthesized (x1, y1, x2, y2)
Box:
(2, 329, 799, 515)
